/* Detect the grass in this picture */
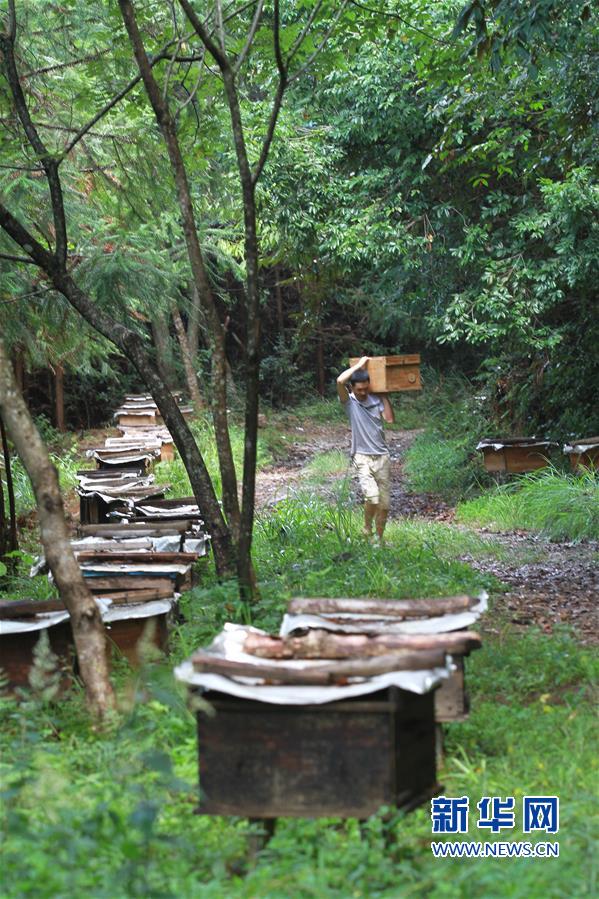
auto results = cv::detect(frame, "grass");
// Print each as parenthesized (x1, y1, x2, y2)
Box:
(1, 612, 596, 897)
(457, 467, 599, 542)
(7, 446, 82, 518)
(252, 486, 501, 603)
(1, 393, 597, 896)
(154, 415, 273, 500)
(302, 449, 349, 481)
(398, 372, 496, 500)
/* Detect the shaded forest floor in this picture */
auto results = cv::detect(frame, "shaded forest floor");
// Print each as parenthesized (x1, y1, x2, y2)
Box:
(3, 409, 597, 898)
(255, 418, 598, 645)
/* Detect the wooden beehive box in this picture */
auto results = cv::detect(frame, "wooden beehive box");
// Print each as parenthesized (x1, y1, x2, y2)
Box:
(105, 613, 171, 666)
(0, 621, 74, 690)
(435, 657, 468, 722)
(195, 687, 437, 818)
(564, 437, 599, 471)
(116, 412, 157, 428)
(349, 355, 421, 393)
(477, 438, 555, 473)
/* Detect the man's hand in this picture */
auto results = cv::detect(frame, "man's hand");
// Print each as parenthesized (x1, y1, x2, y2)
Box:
(336, 355, 370, 402)
(381, 395, 394, 424)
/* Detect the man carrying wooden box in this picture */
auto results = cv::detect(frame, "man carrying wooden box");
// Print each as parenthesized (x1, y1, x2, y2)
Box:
(337, 356, 394, 544)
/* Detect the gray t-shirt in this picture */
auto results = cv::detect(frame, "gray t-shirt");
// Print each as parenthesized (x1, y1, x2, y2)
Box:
(343, 391, 388, 456)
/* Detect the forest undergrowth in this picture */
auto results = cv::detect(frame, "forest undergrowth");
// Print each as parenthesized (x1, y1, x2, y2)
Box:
(1, 393, 598, 897)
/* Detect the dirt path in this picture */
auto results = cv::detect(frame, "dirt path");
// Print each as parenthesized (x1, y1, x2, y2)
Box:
(256, 421, 598, 644)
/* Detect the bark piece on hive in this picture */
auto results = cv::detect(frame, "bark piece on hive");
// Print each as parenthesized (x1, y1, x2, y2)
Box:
(243, 629, 481, 660)
(287, 595, 478, 619)
(191, 649, 446, 685)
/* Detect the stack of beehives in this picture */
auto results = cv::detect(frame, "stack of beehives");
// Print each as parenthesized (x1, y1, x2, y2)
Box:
(0, 394, 209, 688)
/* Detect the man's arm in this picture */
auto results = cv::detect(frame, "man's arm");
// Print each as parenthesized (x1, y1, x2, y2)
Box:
(336, 355, 369, 403)
(380, 394, 394, 423)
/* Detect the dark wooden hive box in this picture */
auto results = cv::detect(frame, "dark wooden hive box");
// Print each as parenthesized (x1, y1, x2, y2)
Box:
(478, 438, 554, 473)
(0, 621, 74, 690)
(104, 613, 170, 666)
(564, 438, 599, 471)
(194, 686, 438, 819)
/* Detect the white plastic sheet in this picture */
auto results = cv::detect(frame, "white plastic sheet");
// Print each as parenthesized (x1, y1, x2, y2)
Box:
(280, 593, 488, 637)
(174, 623, 454, 705)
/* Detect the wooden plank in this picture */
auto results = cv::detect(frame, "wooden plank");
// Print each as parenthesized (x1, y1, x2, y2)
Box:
(116, 413, 157, 427)
(287, 595, 477, 618)
(435, 658, 468, 722)
(569, 447, 599, 470)
(135, 496, 197, 508)
(105, 614, 170, 666)
(77, 520, 193, 537)
(243, 629, 481, 659)
(76, 550, 199, 564)
(0, 622, 74, 688)
(503, 445, 550, 473)
(160, 443, 175, 462)
(0, 588, 175, 619)
(349, 355, 421, 393)
(191, 648, 446, 684)
(85, 575, 176, 593)
(76, 468, 144, 479)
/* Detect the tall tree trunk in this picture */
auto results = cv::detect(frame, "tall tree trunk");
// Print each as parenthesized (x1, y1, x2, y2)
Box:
(151, 309, 178, 391)
(0, 339, 114, 718)
(54, 362, 65, 431)
(186, 282, 201, 363)
(0, 204, 238, 578)
(275, 269, 285, 341)
(13, 345, 25, 393)
(0, 415, 18, 554)
(171, 303, 204, 413)
(118, 0, 241, 540)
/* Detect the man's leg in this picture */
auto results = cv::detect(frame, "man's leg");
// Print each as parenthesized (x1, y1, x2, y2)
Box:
(375, 506, 388, 539)
(364, 501, 378, 537)
(374, 455, 391, 541)
(353, 454, 379, 538)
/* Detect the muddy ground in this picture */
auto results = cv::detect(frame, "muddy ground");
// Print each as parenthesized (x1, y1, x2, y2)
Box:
(256, 421, 598, 645)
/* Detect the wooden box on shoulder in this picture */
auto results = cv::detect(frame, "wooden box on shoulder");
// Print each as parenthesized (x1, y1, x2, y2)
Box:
(350, 355, 421, 393)
(194, 687, 437, 819)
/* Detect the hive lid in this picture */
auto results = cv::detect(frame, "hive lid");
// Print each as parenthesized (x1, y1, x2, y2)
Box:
(174, 623, 454, 704)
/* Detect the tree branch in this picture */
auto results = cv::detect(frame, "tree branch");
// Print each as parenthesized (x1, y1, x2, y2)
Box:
(251, 0, 287, 185)
(63, 40, 188, 156)
(22, 50, 111, 79)
(233, 0, 265, 74)
(178, 0, 230, 70)
(287, 0, 325, 62)
(289, 0, 350, 84)
(0, 251, 39, 265)
(348, 0, 449, 45)
(1, 3, 67, 267)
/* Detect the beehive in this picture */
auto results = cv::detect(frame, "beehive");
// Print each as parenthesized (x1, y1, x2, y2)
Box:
(349, 355, 421, 393)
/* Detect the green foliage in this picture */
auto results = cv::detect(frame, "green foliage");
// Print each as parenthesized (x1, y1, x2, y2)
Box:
(457, 467, 599, 541)
(403, 434, 484, 499)
(0, 617, 596, 897)
(253, 489, 498, 600)
(154, 416, 272, 500)
(8, 447, 81, 518)
(402, 372, 494, 499)
(303, 449, 348, 481)
(26, 631, 63, 702)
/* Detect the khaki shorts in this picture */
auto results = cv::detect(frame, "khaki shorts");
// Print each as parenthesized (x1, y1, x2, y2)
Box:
(352, 453, 391, 509)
